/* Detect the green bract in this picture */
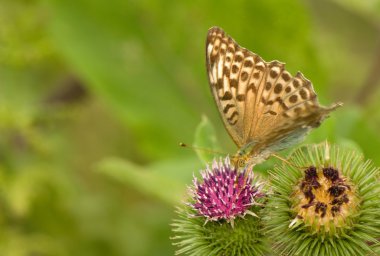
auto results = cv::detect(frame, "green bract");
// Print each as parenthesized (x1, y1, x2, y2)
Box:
(264, 143, 380, 256)
(171, 204, 268, 256)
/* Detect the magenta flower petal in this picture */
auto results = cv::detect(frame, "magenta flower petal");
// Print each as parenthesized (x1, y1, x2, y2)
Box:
(190, 157, 263, 221)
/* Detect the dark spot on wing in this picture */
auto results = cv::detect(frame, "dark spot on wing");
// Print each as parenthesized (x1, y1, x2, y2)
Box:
(265, 110, 277, 115)
(230, 79, 238, 88)
(229, 119, 238, 125)
(241, 72, 249, 81)
(256, 65, 265, 71)
(244, 60, 253, 67)
(289, 95, 298, 103)
(210, 54, 217, 63)
(248, 83, 257, 93)
(235, 54, 243, 62)
(276, 97, 289, 110)
(300, 89, 308, 100)
(232, 65, 239, 74)
(282, 72, 291, 81)
(227, 111, 238, 122)
(223, 66, 230, 76)
(223, 103, 235, 113)
(216, 79, 223, 89)
(270, 69, 278, 78)
(236, 94, 245, 102)
(222, 91, 233, 100)
(293, 79, 300, 88)
(274, 83, 283, 94)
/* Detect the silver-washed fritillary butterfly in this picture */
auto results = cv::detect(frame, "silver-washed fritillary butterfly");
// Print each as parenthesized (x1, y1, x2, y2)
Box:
(206, 26, 342, 168)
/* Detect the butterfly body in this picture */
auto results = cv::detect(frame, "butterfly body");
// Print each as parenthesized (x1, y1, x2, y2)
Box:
(206, 26, 342, 168)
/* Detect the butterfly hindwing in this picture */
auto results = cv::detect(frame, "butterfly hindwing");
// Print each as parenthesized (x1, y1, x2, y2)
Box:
(251, 68, 341, 156)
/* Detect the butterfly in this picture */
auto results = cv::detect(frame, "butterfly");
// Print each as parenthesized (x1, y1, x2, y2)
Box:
(206, 26, 342, 168)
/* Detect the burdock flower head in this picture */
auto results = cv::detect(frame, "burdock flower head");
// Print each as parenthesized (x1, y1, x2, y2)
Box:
(264, 142, 380, 255)
(172, 156, 268, 256)
(190, 157, 263, 223)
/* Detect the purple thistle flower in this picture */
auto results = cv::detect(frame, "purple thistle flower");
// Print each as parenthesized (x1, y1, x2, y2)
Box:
(190, 157, 264, 222)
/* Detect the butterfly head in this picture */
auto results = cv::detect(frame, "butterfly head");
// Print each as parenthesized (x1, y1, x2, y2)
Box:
(231, 155, 250, 169)
(231, 142, 256, 169)
(232, 141, 271, 169)
(231, 153, 268, 170)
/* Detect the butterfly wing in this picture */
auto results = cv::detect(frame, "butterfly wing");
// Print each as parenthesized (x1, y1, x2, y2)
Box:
(206, 26, 261, 148)
(206, 26, 341, 158)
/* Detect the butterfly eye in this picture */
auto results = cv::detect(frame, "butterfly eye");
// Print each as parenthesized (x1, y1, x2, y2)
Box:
(238, 158, 245, 168)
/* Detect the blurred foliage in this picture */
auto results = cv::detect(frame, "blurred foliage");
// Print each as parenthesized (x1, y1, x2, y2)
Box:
(192, 115, 221, 164)
(0, 0, 379, 255)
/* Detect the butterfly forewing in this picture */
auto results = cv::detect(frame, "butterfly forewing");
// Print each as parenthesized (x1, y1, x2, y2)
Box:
(206, 26, 342, 161)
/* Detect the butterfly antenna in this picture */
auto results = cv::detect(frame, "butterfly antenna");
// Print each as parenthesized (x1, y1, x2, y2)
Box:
(179, 142, 227, 156)
(271, 153, 305, 169)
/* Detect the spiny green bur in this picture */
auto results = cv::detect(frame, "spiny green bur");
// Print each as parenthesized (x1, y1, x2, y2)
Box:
(264, 143, 380, 256)
(172, 205, 268, 256)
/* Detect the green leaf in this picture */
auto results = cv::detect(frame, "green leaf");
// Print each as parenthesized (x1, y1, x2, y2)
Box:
(43, 0, 203, 161)
(193, 115, 221, 164)
(330, 0, 380, 24)
(96, 156, 201, 205)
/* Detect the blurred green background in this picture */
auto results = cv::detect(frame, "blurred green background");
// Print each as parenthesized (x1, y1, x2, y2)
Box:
(1, 0, 380, 255)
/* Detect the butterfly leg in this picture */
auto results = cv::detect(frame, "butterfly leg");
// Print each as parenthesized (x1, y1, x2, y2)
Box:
(271, 153, 307, 169)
